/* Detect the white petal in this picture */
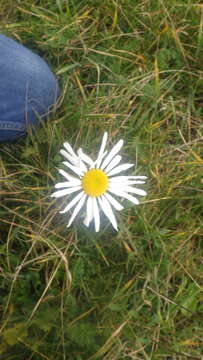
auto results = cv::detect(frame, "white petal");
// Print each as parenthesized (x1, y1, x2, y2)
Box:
(83, 196, 94, 227)
(51, 186, 82, 198)
(95, 150, 107, 169)
(109, 175, 146, 185)
(108, 188, 139, 205)
(60, 149, 79, 166)
(63, 161, 85, 177)
(110, 175, 147, 181)
(98, 196, 118, 231)
(103, 155, 122, 174)
(126, 180, 146, 184)
(77, 148, 94, 166)
(63, 144, 87, 173)
(95, 132, 108, 168)
(67, 194, 87, 227)
(58, 169, 79, 182)
(63, 142, 78, 158)
(108, 183, 126, 191)
(107, 163, 134, 176)
(55, 180, 81, 188)
(104, 192, 123, 211)
(78, 159, 88, 173)
(93, 197, 100, 232)
(60, 191, 84, 214)
(121, 185, 147, 196)
(110, 180, 146, 186)
(100, 139, 124, 170)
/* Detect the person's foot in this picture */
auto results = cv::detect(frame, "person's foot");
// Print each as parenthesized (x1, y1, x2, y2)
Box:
(0, 34, 60, 142)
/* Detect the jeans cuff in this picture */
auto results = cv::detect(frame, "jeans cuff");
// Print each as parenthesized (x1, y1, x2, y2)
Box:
(0, 121, 25, 131)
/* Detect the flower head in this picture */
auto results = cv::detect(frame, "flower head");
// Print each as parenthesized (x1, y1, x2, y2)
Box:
(51, 132, 147, 232)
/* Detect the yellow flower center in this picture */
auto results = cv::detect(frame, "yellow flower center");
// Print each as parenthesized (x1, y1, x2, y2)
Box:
(82, 169, 109, 197)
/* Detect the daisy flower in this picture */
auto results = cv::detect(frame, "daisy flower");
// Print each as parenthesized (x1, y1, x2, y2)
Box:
(51, 132, 147, 232)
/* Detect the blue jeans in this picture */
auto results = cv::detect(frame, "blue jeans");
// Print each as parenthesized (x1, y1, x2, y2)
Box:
(0, 34, 59, 142)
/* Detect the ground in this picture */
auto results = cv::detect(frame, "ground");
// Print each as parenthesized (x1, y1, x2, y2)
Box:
(0, 1, 203, 359)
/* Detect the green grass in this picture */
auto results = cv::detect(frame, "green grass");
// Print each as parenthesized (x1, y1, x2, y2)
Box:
(0, 0, 203, 359)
